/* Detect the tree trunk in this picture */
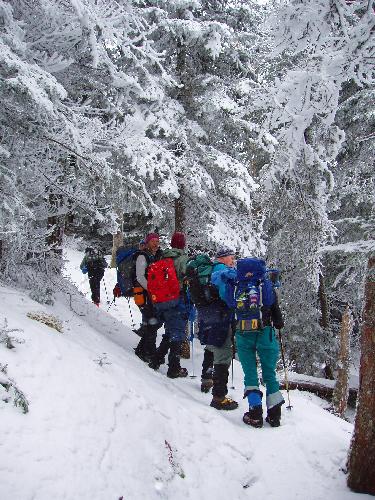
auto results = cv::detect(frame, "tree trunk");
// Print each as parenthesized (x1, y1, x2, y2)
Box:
(332, 306, 352, 417)
(319, 273, 334, 379)
(347, 256, 375, 495)
(47, 193, 63, 255)
(110, 232, 124, 268)
(319, 273, 330, 329)
(175, 185, 185, 233)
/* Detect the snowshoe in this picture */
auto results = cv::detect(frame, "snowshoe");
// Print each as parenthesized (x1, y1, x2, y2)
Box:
(243, 406, 263, 428)
(210, 396, 238, 411)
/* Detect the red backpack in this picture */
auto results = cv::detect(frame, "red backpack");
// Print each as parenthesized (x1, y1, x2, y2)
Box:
(147, 258, 180, 304)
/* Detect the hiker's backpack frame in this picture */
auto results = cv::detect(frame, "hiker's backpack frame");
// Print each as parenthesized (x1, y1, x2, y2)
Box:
(235, 258, 278, 331)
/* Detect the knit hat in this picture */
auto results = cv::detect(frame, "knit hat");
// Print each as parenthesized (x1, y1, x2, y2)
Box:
(171, 232, 186, 250)
(215, 246, 235, 258)
(145, 233, 160, 244)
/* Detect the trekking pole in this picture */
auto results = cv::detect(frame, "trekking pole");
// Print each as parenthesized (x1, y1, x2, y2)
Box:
(278, 329, 293, 410)
(189, 320, 197, 379)
(106, 298, 117, 313)
(230, 358, 235, 389)
(230, 323, 235, 389)
(102, 278, 110, 304)
(126, 298, 136, 330)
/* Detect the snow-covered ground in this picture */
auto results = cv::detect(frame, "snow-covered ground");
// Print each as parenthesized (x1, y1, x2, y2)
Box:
(0, 248, 365, 500)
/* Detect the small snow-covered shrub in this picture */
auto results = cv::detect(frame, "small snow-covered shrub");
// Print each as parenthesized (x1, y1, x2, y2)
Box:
(26, 312, 63, 333)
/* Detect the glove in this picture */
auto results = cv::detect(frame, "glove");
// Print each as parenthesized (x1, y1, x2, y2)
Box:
(81, 266, 88, 274)
(113, 284, 122, 298)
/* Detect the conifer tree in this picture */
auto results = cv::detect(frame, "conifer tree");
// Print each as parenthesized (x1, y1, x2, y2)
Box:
(258, 0, 374, 373)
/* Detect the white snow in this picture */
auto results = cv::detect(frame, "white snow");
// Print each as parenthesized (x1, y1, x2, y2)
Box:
(0, 248, 366, 500)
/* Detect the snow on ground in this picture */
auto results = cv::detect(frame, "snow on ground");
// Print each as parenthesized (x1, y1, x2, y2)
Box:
(0, 248, 366, 500)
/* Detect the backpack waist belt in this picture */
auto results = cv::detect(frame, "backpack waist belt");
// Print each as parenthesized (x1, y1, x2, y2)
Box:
(237, 319, 262, 332)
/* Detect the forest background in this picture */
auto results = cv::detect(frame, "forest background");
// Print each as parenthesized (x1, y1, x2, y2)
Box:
(0, 1, 374, 383)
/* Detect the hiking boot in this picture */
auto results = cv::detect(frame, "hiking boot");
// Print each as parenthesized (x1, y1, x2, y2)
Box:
(167, 367, 188, 379)
(210, 396, 238, 411)
(243, 406, 263, 428)
(134, 348, 152, 363)
(148, 360, 161, 370)
(266, 403, 282, 427)
(200, 378, 213, 393)
(133, 325, 147, 337)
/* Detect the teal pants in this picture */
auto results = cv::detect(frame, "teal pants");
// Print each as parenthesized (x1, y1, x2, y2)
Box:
(235, 326, 284, 408)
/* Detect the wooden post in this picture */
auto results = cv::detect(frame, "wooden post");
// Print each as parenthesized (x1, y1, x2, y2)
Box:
(347, 256, 375, 495)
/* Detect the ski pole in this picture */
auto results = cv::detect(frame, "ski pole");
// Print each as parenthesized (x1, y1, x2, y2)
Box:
(102, 277, 110, 304)
(126, 298, 136, 329)
(278, 329, 293, 410)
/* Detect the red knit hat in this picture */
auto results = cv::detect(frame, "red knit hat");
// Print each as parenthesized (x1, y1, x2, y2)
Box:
(145, 233, 160, 244)
(171, 232, 186, 250)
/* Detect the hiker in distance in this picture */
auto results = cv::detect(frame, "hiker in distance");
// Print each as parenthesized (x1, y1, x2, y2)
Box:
(198, 246, 239, 410)
(148, 232, 190, 378)
(133, 233, 163, 363)
(234, 258, 285, 428)
(80, 247, 108, 307)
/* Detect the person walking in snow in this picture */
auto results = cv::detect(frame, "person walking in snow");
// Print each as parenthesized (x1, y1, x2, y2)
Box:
(198, 246, 238, 410)
(234, 260, 285, 428)
(80, 247, 108, 307)
(133, 233, 163, 362)
(148, 232, 190, 378)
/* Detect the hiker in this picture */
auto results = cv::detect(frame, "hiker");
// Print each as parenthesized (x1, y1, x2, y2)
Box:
(148, 232, 190, 378)
(185, 254, 220, 392)
(198, 246, 239, 410)
(133, 233, 163, 362)
(80, 247, 108, 306)
(234, 257, 285, 428)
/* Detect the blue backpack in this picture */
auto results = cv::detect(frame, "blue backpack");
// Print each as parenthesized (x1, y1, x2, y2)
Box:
(116, 247, 138, 297)
(235, 258, 279, 331)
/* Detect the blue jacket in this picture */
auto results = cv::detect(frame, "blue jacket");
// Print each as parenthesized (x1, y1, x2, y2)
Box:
(211, 262, 237, 309)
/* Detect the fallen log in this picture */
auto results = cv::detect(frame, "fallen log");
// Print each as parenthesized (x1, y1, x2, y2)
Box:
(279, 380, 358, 408)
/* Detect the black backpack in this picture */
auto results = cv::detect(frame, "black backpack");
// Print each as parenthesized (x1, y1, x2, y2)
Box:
(85, 247, 106, 274)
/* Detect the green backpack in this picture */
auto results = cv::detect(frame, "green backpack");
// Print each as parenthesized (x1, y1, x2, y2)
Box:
(185, 254, 220, 306)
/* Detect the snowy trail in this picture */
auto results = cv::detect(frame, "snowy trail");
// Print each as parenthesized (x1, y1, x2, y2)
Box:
(0, 249, 366, 500)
